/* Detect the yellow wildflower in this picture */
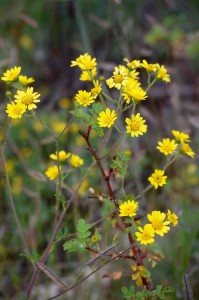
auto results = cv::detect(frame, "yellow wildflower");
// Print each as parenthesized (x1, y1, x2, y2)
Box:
(75, 90, 95, 106)
(141, 60, 158, 72)
(180, 142, 195, 158)
(50, 150, 71, 162)
(148, 169, 167, 189)
(97, 108, 117, 128)
(147, 211, 170, 236)
(91, 80, 102, 98)
(19, 75, 35, 85)
(91, 235, 99, 243)
(122, 78, 147, 104)
(172, 130, 190, 143)
(167, 210, 178, 226)
(124, 58, 142, 69)
(1, 66, 21, 82)
(125, 113, 147, 137)
(6, 101, 26, 119)
(157, 138, 178, 156)
(106, 65, 128, 90)
(119, 200, 138, 217)
(70, 154, 84, 168)
(45, 165, 59, 180)
(14, 87, 40, 110)
(58, 98, 72, 109)
(156, 64, 171, 83)
(135, 224, 155, 245)
(70, 53, 97, 70)
(80, 67, 97, 81)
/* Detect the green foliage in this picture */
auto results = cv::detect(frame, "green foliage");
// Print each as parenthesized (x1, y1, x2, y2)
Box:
(20, 250, 40, 265)
(75, 103, 104, 137)
(121, 285, 135, 298)
(111, 152, 130, 179)
(121, 284, 174, 299)
(56, 228, 68, 242)
(63, 219, 92, 252)
(101, 197, 115, 217)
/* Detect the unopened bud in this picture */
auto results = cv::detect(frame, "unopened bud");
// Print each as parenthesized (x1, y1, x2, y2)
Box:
(6, 91, 12, 97)
(89, 187, 95, 194)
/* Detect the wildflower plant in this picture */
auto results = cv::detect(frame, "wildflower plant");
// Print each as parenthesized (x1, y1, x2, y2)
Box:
(1, 54, 196, 299)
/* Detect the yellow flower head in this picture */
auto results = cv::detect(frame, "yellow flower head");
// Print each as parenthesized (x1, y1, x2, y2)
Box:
(141, 60, 158, 72)
(19, 75, 35, 85)
(148, 169, 167, 189)
(125, 113, 147, 137)
(97, 108, 117, 128)
(58, 98, 72, 109)
(124, 150, 132, 156)
(70, 53, 97, 70)
(156, 64, 171, 83)
(127, 69, 139, 80)
(6, 101, 26, 119)
(106, 65, 128, 90)
(172, 130, 190, 144)
(167, 210, 178, 226)
(147, 211, 170, 236)
(1, 66, 21, 83)
(91, 80, 102, 98)
(180, 142, 195, 158)
(75, 90, 95, 106)
(135, 224, 155, 245)
(14, 87, 40, 110)
(50, 150, 71, 162)
(119, 200, 138, 217)
(45, 165, 59, 180)
(80, 67, 97, 81)
(124, 58, 142, 69)
(122, 78, 147, 104)
(70, 154, 84, 168)
(157, 138, 178, 156)
(91, 235, 99, 243)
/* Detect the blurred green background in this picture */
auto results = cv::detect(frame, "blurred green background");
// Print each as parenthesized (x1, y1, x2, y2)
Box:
(0, 0, 199, 299)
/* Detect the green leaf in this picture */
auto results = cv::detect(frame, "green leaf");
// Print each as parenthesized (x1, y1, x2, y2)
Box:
(20, 250, 40, 264)
(162, 286, 175, 294)
(121, 285, 135, 298)
(77, 219, 92, 232)
(91, 102, 103, 114)
(56, 228, 68, 241)
(63, 240, 85, 252)
(101, 198, 115, 217)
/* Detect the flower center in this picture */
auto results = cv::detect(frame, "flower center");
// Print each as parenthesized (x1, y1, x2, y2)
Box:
(114, 74, 123, 83)
(131, 121, 140, 131)
(152, 220, 163, 230)
(22, 95, 33, 105)
(105, 116, 113, 125)
(13, 106, 23, 115)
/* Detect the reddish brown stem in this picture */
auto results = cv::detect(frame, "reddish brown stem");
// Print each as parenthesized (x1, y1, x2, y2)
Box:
(79, 129, 118, 208)
(79, 128, 151, 290)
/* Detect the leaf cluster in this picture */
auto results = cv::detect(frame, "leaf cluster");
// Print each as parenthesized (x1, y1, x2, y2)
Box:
(121, 285, 175, 299)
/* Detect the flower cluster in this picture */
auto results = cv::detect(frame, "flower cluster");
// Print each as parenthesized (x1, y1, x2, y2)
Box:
(135, 210, 178, 245)
(45, 150, 84, 181)
(70, 53, 172, 138)
(2, 66, 40, 119)
(118, 200, 178, 246)
(157, 130, 195, 158)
